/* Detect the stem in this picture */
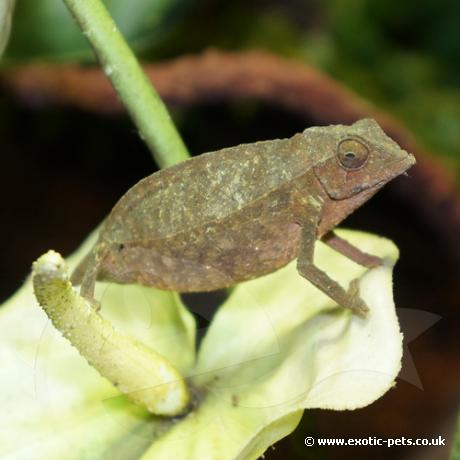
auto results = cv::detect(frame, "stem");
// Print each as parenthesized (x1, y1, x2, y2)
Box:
(32, 250, 190, 416)
(62, 0, 189, 168)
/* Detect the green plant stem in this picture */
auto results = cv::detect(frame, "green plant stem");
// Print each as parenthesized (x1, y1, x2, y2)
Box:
(62, 0, 189, 168)
(32, 250, 190, 416)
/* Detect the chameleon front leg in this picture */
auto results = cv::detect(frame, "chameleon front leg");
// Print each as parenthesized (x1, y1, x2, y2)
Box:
(322, 231, 382, 268)
(296, 224, 369, 317)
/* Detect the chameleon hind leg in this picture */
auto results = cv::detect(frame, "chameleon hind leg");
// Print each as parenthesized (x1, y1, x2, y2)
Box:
(71, 248, 105, 310)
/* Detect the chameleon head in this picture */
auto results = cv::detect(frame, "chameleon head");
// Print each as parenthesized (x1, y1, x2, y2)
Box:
(311, 118, 416, 200)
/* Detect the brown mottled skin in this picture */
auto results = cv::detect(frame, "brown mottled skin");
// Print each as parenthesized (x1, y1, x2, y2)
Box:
(72, 119, 415, 316)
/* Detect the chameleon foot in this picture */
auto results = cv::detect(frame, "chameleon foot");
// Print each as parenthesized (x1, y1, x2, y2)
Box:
(345, 278, 369, 317)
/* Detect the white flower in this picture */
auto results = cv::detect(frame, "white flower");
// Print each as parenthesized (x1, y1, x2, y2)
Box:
(0, 229, 402, 460)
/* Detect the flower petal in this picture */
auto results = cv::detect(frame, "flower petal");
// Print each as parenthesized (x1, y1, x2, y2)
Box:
(138, 230, 403, 459)
(0, 232, 195, 458)
(0, 229, 402, 459)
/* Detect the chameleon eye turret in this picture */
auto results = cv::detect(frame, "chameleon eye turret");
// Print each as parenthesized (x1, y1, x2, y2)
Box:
(337, 137, 369, 170)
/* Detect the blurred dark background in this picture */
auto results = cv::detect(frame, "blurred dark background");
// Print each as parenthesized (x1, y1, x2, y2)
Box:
(1, 1, 459, 459)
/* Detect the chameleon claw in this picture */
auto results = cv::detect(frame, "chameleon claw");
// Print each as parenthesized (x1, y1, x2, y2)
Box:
(346, 278, 369, 318)
(89, 298, 102, 312)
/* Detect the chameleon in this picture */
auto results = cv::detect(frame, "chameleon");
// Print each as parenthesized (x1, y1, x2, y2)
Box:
(71, 118, 415, 316)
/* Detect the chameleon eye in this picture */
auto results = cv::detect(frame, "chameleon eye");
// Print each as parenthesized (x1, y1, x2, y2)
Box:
(337, 138, 369, 170)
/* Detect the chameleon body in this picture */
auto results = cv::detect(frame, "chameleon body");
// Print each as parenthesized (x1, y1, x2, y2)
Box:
(72, 119, 415, 316)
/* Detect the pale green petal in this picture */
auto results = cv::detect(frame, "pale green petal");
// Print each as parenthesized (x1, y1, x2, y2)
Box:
(98, 284, 195, 374)
(138, 230, 402, 459)
(0, 229, 402, 460)
(0, 232, 195, 458)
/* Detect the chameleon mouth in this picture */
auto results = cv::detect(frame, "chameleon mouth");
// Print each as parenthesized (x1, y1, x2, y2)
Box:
(374, 153, 416, 189)
(338, 153, 416, 197)
(315, 150, 416, 201)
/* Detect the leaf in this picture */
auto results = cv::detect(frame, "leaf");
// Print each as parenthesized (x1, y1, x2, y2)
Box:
(0, 0, 14, 57)
(0, 229, 402, 460)
(3, 0, 182, 62)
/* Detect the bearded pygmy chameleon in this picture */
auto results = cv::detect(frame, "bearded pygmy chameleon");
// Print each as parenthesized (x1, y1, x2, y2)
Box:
(72, 118, 415, 317)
